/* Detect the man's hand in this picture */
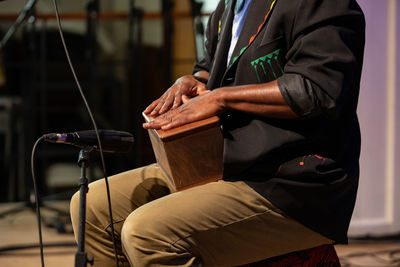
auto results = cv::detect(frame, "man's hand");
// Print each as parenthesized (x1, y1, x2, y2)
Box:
(144, 74, 208, 116)
(143, 80, 298, 131)
(143, 90, 223, 130)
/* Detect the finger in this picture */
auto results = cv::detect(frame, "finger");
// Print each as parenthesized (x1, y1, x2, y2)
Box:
(144, 99, 160, 114)
(159, 98, 173, 114)
(196, 83, 208, 93)
(151, 93, 168, 116)
(143, 119, 166, 130)
(142, 122, 152, 129)
(197, 90, 211, 96)
(143, 112, 174, 129)
(160, 119, 184, 130)
(143, 121, 161, 129)
(159, 90, 177, 114)
(172, 93, 182, 108)
(181, 95, 191, 104)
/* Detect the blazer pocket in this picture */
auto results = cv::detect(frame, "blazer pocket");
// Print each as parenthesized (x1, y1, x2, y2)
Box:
(250, 36, 285, 82)
(275, 155, 346, 184)
(261, 35, 284, 49)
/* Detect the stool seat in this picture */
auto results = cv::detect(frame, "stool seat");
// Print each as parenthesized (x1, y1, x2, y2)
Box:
(237, 244, 341, 267)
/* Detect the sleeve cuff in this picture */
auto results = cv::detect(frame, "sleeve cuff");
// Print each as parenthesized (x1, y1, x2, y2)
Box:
(277, 73, 323, 119)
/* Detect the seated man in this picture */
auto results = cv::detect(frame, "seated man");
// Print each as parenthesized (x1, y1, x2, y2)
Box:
(70, 0, 365, 266)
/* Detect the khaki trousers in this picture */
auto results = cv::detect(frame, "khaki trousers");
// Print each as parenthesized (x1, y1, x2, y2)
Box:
(70, 163, 332, 267)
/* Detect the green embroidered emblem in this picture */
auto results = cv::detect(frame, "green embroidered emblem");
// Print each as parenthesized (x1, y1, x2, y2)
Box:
(229, 46, 248, 68)
(251, 49, 284, 82)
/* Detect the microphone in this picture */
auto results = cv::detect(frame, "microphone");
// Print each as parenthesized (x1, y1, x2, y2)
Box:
(42, 130, 134, 153)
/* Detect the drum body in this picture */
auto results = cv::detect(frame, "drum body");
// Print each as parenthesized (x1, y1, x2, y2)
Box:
(143, 113, 223, 191)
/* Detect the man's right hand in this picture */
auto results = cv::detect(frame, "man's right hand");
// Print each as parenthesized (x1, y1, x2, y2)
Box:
(144, 74, 208, 116)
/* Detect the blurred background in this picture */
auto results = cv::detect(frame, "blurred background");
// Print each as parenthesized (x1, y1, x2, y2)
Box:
(0, 0, 399, 266)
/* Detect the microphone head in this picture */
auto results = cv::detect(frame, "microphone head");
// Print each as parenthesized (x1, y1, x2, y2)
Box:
(75, 130, 134, 153)
(43, 130, 134, 153)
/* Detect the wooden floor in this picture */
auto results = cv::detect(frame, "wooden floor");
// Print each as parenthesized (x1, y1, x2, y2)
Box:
(0, 202, 399, 267)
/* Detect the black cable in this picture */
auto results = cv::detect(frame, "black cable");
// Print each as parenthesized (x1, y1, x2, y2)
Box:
(0, 242, 76, 253)
(350, 234, 400, 243)
(51, 0, 120, 266)
(31, 136, 45, 267)
(1, 250, 75, 257)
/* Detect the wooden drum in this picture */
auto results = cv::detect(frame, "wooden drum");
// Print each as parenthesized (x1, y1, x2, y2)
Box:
(143, 113, 223, 191)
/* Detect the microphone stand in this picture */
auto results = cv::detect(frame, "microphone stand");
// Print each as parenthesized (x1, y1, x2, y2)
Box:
(75, 146, 95, 267)
(0, 0, 38, 49)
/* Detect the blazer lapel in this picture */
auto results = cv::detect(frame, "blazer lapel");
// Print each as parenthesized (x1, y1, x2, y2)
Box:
(226, 0, 277, 70)
(207, 0, 236, 90)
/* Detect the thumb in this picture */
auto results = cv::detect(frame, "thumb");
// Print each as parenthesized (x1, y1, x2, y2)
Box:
(197, 90, 211, 96)
(182, 95, 191, 104)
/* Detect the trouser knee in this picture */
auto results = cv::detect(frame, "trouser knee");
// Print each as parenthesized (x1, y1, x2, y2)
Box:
(70, 182, 109, 236)
(120, 206, 172, 262)
(120, 199, 200, 266)
(69, 190, 80, 239)
(120, 210, 151, 253)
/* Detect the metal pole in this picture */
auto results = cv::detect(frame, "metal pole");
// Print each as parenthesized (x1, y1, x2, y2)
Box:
(75, 146, 94, 267)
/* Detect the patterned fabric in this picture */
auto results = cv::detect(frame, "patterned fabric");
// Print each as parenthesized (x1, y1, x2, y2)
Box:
(228, 0, 252, 65)
(228, 0, 277, 68)
(236, 244, 341, 267)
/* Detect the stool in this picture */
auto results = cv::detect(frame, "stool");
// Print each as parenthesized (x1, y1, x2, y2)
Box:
(237, 244, 341, 267)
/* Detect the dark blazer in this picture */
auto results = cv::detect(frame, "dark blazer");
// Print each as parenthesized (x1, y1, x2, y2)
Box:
(194, 0, 365, 243)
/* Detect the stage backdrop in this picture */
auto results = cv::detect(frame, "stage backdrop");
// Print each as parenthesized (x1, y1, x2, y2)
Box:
(349, 0, 400, 237)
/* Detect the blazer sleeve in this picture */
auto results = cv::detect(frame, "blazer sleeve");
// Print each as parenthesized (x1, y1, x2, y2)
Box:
(277, 0, 365, 119)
